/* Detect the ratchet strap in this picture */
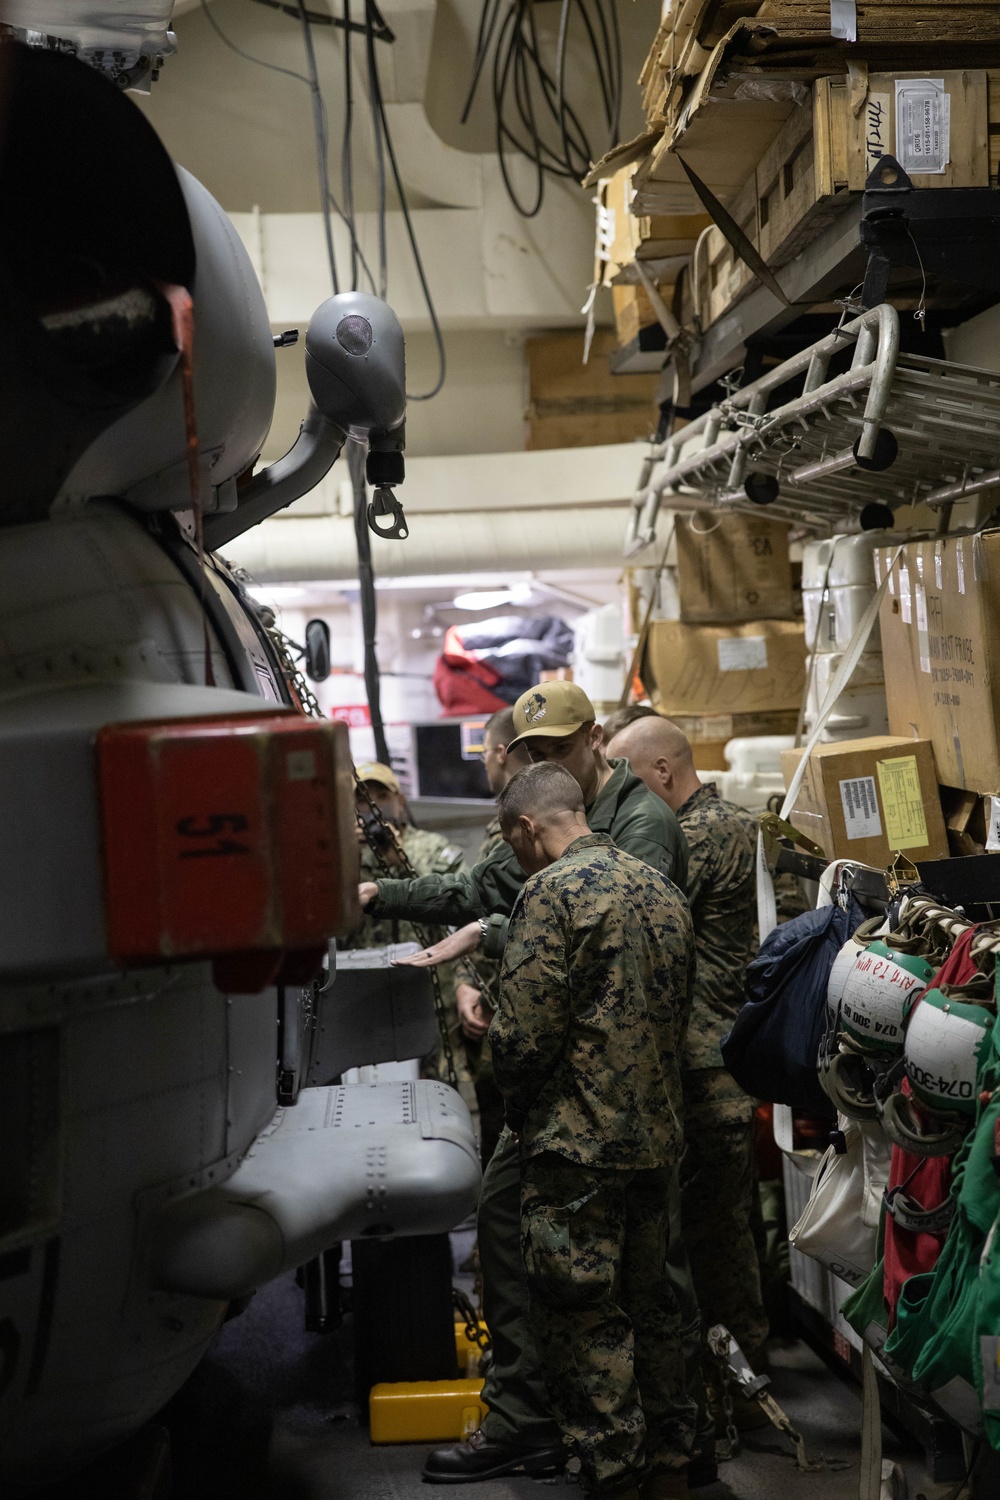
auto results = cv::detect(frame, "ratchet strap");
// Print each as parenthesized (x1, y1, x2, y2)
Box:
(757, 545, 904, 938)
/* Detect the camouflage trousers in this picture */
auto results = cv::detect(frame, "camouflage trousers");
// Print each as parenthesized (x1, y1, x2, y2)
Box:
(680, 1068, 768, 1364)
(520, 1151, 698, 1495)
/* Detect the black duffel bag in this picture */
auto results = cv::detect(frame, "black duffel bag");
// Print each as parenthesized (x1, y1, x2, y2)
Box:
(721, 895, 866, 1115)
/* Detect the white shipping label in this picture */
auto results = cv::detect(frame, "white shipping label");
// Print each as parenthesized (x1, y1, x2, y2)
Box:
(840, 775, 883, 841)
(717, 636, 768, 672)
(895, 79, 950, 175)
(900, 561, 912, 624)
(957, 540, 966, 594)
(831, 0, 858, 42)
(935, 542, 944, 590)
(865, 92, 891, 176)
(987, 796, 1000, 853)
(915, 585, 931, 674)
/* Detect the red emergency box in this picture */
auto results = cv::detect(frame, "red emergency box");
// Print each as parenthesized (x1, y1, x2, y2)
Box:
(96, 711, 361, 990)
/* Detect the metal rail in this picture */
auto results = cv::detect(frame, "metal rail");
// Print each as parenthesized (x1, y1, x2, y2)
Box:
(625, 305, 1000, 552)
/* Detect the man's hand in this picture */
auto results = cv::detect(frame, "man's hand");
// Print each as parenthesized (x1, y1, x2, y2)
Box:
(456, 983, 493, 1040)
(359, 881, 379, 908)
(392, 921, 481, 968)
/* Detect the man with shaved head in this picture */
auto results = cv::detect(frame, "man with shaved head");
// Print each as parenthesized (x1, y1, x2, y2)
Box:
(605, 714, 768, 1398)
(490, 762, 697, 1499)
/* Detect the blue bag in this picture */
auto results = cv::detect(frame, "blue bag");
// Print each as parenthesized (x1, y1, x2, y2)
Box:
(721, 896, 866, 1114)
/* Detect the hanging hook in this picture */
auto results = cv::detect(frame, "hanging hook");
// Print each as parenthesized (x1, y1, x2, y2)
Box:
(366, 485, 409, 539)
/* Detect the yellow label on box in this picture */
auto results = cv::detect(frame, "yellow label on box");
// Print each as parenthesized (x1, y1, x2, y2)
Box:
(877, 755, 928, 850)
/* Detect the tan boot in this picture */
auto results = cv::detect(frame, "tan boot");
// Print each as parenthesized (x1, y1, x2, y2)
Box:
(641, 1471, 690, 1500)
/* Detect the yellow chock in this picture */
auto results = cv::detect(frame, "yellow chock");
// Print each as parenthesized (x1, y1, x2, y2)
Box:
(454, 1320, 489, 1376)
(369, 1378, 487, 1444)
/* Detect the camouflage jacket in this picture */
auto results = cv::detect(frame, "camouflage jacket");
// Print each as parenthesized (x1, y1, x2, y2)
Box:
(344, 825, 466, 951)
(490, 832, 694, 1170)
(676, 783, 756, 1073)
(369, 759, 690, 959)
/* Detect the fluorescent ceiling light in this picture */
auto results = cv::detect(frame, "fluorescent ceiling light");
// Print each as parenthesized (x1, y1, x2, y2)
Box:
(247, 585, 306, 601)
(452, 589, 516, 610)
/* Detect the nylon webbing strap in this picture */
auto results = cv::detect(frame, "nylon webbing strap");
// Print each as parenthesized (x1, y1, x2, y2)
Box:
(757, 545, 904, 938)
(859, 1345, 882, 1500)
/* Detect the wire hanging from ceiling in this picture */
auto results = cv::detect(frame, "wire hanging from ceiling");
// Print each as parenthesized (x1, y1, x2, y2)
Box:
(199, 0, 445, 399)
(461, 0, 622, 217)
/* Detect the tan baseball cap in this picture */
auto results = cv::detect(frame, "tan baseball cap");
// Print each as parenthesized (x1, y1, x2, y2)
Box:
(507, 682, 597, 751)
(355, 761, 401, 794)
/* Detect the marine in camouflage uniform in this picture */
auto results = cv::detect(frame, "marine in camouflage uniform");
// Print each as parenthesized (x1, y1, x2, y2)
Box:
(346, 823, 470, 1091)
(676, 782, 768, 1364)
(491, 830, 698, 1496)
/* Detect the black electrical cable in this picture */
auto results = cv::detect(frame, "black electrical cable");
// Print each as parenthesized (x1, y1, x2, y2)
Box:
(364, 0, 388, 300)
(342, 0, 357, 290)
(349, 439, 390, 766)
(295, 0, 340, 295)
(202, 0, 445, 398)
(463, 0, 622, 215)
(200, 0, 379, 288)
(365, 0, 446, 400)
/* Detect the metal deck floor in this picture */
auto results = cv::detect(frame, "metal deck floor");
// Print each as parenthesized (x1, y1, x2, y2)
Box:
(159, 1265, 964, 1500)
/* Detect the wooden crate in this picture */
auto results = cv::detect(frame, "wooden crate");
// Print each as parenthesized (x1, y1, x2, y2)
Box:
(607, 166, 710, 266)
(524, 331, 658, 449)
(691, 177, 758, 330)
(612, 283, 677, 348)
(693, 68, 1000, 329)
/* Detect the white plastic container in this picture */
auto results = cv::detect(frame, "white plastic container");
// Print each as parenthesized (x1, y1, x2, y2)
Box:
(801, 531, 893, 653)
(725, 735, 797, 776)
(804, 650, 889, 741)
(713, 733, 796, 811)
(573, 603, 626, 707)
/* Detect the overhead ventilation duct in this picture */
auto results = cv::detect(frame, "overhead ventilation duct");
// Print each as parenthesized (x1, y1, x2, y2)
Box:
(222, 506, 634, 583)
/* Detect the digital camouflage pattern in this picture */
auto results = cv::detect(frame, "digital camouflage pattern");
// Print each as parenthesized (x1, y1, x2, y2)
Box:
(676, 783, 756, 1074)
(680, 1069, 769, 1363)
(490, 831, 694, 1170)
(521, 1153, 696, 1493)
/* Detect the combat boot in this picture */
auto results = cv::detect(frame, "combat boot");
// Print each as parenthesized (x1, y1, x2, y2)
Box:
(640, 1469, 690, 1500)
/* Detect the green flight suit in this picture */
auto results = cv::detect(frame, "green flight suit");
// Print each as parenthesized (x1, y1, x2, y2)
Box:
(491, 833, 697, 1493)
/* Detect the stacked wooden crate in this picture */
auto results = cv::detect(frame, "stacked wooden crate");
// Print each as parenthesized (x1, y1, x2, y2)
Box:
(600, 0, 1000, 342)
(603, 164, 710, 347)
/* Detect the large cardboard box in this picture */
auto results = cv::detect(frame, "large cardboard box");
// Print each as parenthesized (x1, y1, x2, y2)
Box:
(642, 620, 806, 717)
(781, 736, 949, 868)
(877, 532, 1000, 793)
(524, 331, 657, 449)
(676, 512, 795, 622)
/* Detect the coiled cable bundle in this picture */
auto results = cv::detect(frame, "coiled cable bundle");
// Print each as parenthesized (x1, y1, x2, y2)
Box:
(461, 0, 623, 216)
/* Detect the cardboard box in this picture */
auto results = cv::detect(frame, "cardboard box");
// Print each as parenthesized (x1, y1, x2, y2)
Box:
(676, 512, 795, 623)
(606, 165, 710, 265)
(641, 619, 806, 716)
(524, 331, 657, 449)
(781, 736, 949, 868)
(877, 532, 1000, 794)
